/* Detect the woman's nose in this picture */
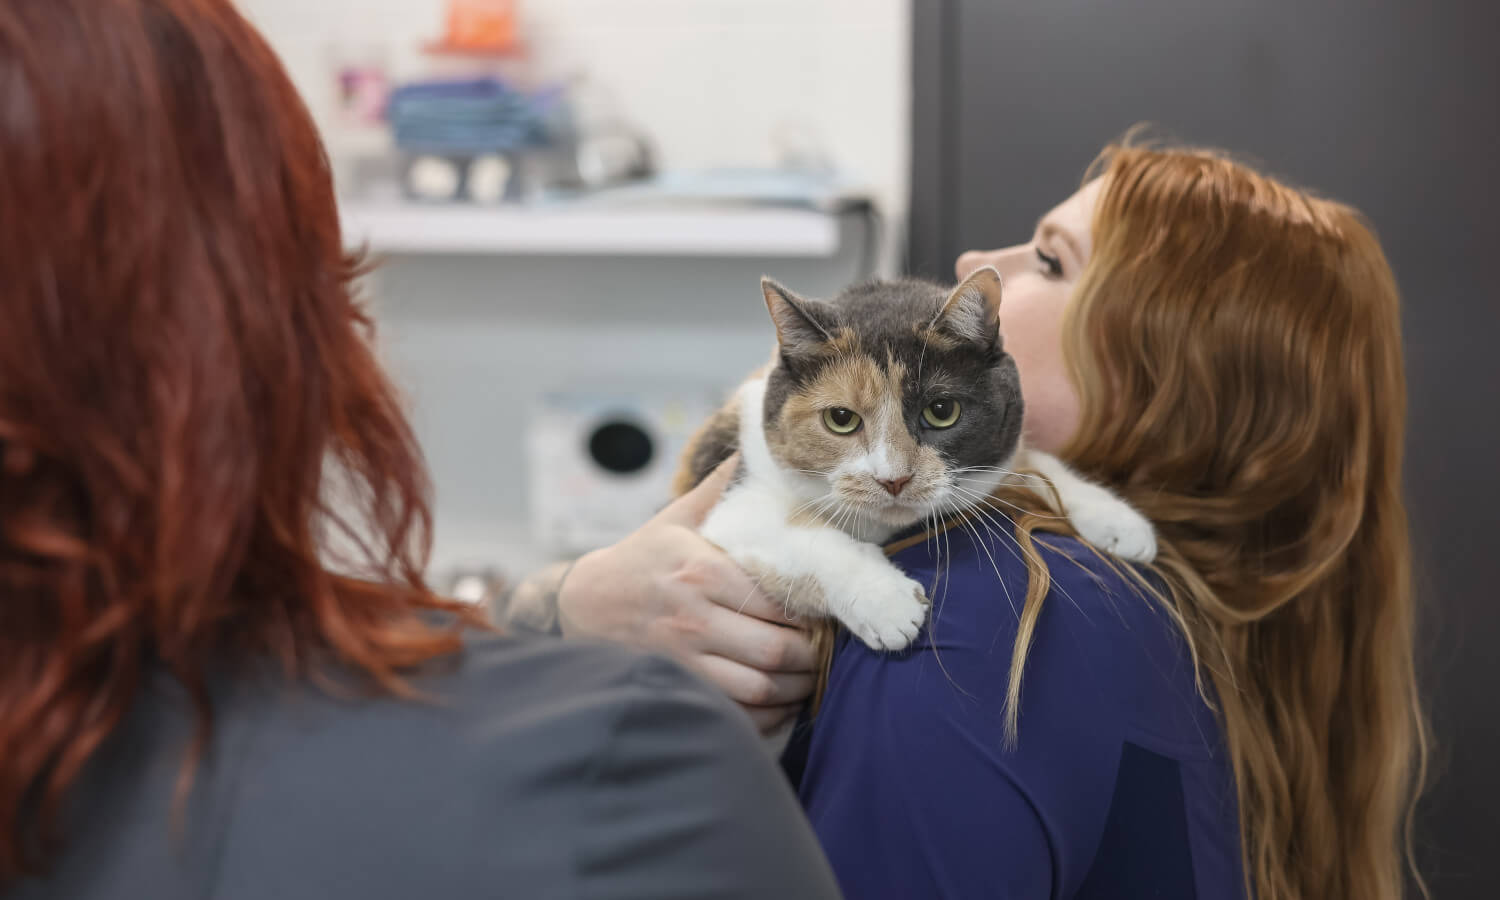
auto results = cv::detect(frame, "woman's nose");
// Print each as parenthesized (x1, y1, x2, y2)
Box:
(957, 245, 1033, 282)
(955, 250, 1000, 281)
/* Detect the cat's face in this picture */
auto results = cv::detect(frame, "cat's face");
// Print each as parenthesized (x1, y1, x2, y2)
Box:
(761, 268, 1024, 530)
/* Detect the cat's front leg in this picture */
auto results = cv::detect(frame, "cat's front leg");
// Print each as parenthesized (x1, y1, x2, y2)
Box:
(1024, 450, 1158, 563)
(701, 489, 929, 651)
(822, 541, 931, 650)
(731, 538, 928, 651)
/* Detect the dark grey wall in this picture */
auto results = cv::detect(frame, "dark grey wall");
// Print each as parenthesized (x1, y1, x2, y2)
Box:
(909, 1, 1500, 895)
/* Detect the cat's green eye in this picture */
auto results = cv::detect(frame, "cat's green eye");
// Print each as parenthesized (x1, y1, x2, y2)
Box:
(923, 399, 962, 429)
(823, 407, 862, 435)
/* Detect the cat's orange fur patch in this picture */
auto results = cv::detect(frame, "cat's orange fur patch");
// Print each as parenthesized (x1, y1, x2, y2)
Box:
(768, 353, 916, 475)
(741, 559, 827, 616)
(671, 363, 768, 496)
(914, 324, 961, 351)
(825, 328, 861, 356)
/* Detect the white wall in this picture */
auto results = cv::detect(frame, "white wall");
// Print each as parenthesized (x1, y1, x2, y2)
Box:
(238, 0, 911, 217)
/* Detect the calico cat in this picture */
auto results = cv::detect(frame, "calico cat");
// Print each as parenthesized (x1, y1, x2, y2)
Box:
(676, 266, 1156, 651)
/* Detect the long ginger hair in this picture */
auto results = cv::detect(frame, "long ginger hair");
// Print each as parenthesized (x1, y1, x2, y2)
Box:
(991, 143, 1428, 899)
(0, 0, 471, 880)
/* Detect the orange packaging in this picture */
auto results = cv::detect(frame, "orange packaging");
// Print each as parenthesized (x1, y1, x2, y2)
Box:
(440, 0, 520, 53)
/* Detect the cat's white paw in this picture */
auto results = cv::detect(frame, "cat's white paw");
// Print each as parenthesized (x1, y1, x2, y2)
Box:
(1069, 501, 1158, 564)
(842, 574, 930, 651)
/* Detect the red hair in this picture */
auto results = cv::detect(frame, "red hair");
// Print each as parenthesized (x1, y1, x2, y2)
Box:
(0, 0, 472, 879)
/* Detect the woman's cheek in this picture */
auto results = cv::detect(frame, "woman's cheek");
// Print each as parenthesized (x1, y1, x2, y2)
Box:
(1002, 296, 1082, 453)
(1019, 369, 1082, 453)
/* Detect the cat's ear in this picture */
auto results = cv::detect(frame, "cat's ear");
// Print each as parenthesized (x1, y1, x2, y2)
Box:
(763, 277, 836, 357)
(933, 266, 1003, 347)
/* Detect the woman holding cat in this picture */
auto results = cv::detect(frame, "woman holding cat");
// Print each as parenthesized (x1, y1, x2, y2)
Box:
(537, 145, 1428, 900)
(785, 149, 1427, 900)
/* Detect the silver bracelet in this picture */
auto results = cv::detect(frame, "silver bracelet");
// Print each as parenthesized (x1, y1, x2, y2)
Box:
(547, 557, 580, 637)
(496, 558, 577, 638)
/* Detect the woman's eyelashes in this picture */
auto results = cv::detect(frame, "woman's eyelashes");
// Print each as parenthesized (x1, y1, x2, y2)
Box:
(1035, 246, 1063, 278)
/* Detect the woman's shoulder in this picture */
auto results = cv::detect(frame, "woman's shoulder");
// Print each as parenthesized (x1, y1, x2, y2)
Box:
(439, 626, 718, 725)
(31, 629, 838, 900)
(209, 631, 838, 897)
(877, 521, 1220, 759)
(240, 629, 743, 819)
(251, 628, 723, 764)
(793, 524, 1239, 898)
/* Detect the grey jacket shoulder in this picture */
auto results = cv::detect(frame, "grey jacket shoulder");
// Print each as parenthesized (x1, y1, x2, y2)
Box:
(15, 631, 840, 900)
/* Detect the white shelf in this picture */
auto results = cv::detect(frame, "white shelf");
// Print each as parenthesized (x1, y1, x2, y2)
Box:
(339, 201, 843, 257)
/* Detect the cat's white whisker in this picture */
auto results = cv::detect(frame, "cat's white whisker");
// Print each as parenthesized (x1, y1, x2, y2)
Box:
(952, 523, 1027, 660)
(947, 489, 1088, 618)
(982, 492, 1069, 521)
(738, 571, 771, 614)
(952, 507, 1020, 620)
(924, 520, 974, 702)
(950, 463, 1049, 476)
(937, 506, 956, 618)
(950, 472, 1049, 487)
(790, 493, 840, 523)
(948, 483, 1056, 504)
(832, 500, 858, 538)
(951, 469, 1052, 487)
(946, 481, 1068, 521)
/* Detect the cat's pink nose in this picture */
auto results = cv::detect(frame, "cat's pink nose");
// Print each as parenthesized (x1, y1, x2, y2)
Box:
(877, 475, 912, 497)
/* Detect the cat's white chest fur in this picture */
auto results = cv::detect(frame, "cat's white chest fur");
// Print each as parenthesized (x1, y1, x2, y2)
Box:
(701, 379, 929, 648)
(700, 377, 1157, 651)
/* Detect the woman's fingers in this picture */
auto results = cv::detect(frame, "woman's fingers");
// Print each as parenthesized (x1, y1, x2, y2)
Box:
(696, 601, 818, 673)
(715, 580, 805, 628)
(653, 455, 740, 528)
(687, 546, 812, 633)
(742, 702, 804, 735)
(691, 653, 816, 708)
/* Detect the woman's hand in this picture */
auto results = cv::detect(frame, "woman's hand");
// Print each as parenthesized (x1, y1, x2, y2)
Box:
(558, 459, 817, 734)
